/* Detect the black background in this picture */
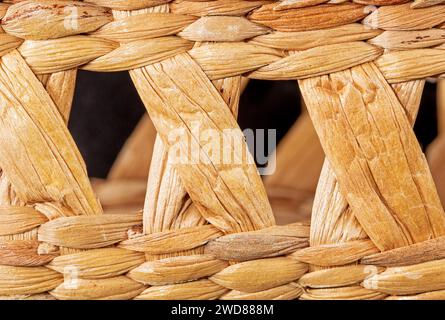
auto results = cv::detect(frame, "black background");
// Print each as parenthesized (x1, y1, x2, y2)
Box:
(69, 70, 438, 178)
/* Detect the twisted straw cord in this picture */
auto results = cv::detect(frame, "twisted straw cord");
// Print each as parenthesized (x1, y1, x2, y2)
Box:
(296, 62, 445, 298)
(0, 48, 92, 300)
(300, 62, 445, 251)
(308, 80, 425, 266)
(118, 2, 207, 264)
(297, 79, 427, 297)
(0, 2, 444, 81)
(133, 6, 269, 300)
(0, 50, 102, 216)
(130, 51, 275, 233)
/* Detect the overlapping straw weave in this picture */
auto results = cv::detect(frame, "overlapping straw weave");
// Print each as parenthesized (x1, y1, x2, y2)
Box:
(1, 0, 445, 300)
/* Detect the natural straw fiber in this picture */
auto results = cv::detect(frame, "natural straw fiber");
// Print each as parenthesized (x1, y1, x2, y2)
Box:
(1, 0, 445, 300)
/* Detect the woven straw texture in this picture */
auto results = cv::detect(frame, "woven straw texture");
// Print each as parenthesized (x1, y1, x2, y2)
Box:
(1, 0, 445, 300)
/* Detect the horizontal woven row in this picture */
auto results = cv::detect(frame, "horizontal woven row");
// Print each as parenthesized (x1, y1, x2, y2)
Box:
(0, 211, 309, 299)
(1, 0, 445, 301)
(4, 206, 445, 299)
(0, 2, 442, 82)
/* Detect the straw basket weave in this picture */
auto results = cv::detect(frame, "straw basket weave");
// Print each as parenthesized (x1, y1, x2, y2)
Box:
(2, 0, 445, 300)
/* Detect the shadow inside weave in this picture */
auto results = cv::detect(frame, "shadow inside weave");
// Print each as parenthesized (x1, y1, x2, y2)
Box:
(70, 74, 303, 178)
(70, 73, 437, 179)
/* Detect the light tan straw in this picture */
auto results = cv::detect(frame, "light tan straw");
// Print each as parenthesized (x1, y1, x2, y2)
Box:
(1, 0, 445, 300)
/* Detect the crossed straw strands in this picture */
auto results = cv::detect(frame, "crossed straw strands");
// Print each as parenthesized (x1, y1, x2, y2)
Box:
(0, 0, 445, 300)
